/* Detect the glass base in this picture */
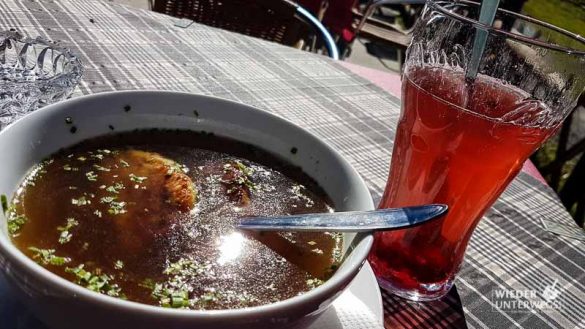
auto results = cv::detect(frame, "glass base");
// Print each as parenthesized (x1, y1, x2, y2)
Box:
(377, 276, 455, 301)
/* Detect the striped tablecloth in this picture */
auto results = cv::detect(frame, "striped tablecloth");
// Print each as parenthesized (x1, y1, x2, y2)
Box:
(1, 1, 583, 328)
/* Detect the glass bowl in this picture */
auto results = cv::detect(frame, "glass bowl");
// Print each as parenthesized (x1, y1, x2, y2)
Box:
(0, 31, 83, 129)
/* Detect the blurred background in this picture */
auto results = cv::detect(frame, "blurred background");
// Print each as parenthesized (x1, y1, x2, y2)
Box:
(111, 0, 585, 228)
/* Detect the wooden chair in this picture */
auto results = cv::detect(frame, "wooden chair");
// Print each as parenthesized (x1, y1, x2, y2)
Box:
(348, 0, 425, 64)
(152, 0, 338, 58)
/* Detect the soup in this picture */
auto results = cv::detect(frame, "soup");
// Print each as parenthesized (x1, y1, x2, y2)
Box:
(4, 130, 341, 310)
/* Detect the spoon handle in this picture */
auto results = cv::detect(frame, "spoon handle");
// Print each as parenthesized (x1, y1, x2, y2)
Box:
(237, 204, 447, 232)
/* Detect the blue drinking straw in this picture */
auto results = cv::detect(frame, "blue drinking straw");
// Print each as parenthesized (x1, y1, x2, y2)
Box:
(465, 0, 501, 81)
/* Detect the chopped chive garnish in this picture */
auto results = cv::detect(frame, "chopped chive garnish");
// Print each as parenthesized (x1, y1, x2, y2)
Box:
(7, 213, 27, 235)
(91, 153, 104, 160)
(72, 196, 90, 206)
(306, 278, 324, 289)
(108, 201, 127, 215)
(152, 284, 190, 308)
(114, 260, 124, 270)
(93, 164, 110, 172)
(100, 196, 116, 204)
(65, 264, 122, 297)
(105, 182, 124, 194)
(59, 231, 72, 244)
(57, 218, 79, 244)
(28, 247, 71, 266)
(139, 278, 155, 290)
(222, 160, 257, 193)
(86, 171, 98, 181)
(129, 173, 148, 183)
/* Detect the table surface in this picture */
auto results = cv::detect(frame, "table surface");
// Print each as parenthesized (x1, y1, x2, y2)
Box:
(1, 1, 584, 328)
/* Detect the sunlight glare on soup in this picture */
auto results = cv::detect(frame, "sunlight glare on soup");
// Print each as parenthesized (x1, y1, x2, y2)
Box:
(4, 130, 342, 310)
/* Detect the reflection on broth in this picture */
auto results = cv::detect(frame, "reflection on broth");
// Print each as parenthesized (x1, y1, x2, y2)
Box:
(6, 130, 341, 310)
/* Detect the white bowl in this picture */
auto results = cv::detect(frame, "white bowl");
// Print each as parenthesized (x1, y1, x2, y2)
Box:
(0, 91, 374, 329)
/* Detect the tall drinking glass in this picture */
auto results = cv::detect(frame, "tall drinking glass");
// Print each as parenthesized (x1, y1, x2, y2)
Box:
(368, 1, 585, 301)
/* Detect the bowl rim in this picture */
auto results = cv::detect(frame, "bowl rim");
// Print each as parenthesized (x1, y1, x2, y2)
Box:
(0, 90, 375, 318)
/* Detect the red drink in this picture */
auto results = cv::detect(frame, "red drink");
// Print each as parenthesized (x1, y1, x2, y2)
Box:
(368, 66, 555, 299)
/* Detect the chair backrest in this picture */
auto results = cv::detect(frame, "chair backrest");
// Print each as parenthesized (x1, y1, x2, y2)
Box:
(153, 0, 310, 47)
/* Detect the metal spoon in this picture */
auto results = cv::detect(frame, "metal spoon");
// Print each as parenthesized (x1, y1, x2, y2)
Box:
(237, 204, 447, 232)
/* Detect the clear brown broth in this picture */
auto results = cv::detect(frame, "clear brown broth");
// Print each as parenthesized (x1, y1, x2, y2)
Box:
(8, 130, 340, 310)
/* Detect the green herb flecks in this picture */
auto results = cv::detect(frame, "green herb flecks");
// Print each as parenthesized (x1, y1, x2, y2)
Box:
(100, 196, 116, 204)
(119, 159, 130, 168)
(139, 278, 155, 290)
(93, 164, 111, 172)
(114, 260, 124, 270)
(105, 182, 125, 194)
(163, 258, 211, 276)
(57, 218, 79, 244)
(147, 259, 256, 309)
(62, 164, 79, 172)
(193, 289, 220, 308)
(149, 258, 213, 308)
(235, 161, 252, 175)
(166, 258, 211, 276)
(72, 196, 91, 206)
(28, 247, 71, 266)
(306, 278, 324, 289)
(166, 162, 189, 176)
(152, 284, 190, 308)
(7, 213, 27, 236)
(108, 201, 127, 215)
(91, 153, 104, 160)
(57, 218, 79, 231)
(58, 231, 72, 244)
(100, 195, 127, 214)
(85, 171, 98, 182)
(221, 160, 257, 197)
(129, 173, 148, 184)
(226, 161, 256, 189)
(191, 289, 258, 309)
(65, 264, 122, 297)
